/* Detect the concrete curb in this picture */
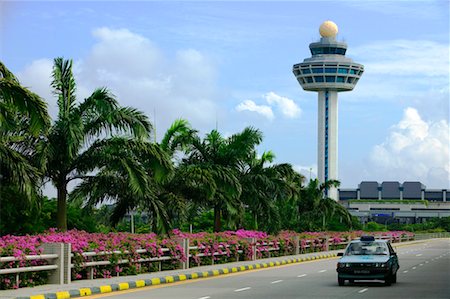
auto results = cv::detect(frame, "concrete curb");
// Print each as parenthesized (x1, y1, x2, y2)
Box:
(16, 253, 339, 299)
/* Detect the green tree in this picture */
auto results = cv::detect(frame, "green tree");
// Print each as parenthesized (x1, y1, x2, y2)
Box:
(239, 150, 299, 232)
(0, 61, 50, 235)
(299, 179, 352, 231)
(184, 127, 263, 232)
(0, 61, 50, 197)
(42, 58, 152, 231)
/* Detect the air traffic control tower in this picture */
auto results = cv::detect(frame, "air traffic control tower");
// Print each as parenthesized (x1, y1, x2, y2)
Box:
(292, 21, 364, 200)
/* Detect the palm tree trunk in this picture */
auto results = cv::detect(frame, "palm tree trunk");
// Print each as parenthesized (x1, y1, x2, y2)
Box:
(322, 214, 326, 230)
(56, 180, 68, 231)
(213, 205, 221, 232)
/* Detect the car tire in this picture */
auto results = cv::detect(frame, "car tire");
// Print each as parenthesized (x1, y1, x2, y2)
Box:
(349, 279, 354, 283)
(385, 277, 392, 286)
(391, 272, 397, 284)
(338, 277, 345, 286)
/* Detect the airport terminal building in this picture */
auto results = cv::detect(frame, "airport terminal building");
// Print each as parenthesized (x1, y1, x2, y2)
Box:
(339, 181, 450, 224)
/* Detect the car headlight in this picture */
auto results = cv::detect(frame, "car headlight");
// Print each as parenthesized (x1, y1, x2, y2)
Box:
(337, 263, 351, 268)
(375, 262, 388, 268)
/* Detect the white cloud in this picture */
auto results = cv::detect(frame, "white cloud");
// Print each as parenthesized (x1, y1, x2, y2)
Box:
(367, 107, 449, 188)
(17, 59, 56, 116)
(351, 40, 449, 77)
(235, 92, 301, 120)
(236, 100, 274, 120)
(293, 164, 317, 181)
(264, 92, 301, 118)
(345, 39, 449, 121)
(17, 27, 220, 137)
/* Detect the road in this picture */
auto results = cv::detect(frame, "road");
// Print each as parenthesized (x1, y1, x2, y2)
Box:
(89, 239, 450, 299)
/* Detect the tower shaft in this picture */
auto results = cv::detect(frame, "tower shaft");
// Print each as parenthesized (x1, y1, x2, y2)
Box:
(318, 90, 338, 200)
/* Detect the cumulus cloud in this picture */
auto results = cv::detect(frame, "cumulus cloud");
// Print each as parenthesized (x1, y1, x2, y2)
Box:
(368, 107, 449, 188)
(236, 100, 274, 120)
(17, 27, 220, 138)
(17, 59, 56, 116)
(265, 92, 301, 118)
(235, 92, 300, 120)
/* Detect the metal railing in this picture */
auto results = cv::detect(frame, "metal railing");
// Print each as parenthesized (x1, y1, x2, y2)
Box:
(1, 232, 446, 288)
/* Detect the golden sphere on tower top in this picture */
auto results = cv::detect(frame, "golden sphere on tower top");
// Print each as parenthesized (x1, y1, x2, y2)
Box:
(319, 20, 338, 38)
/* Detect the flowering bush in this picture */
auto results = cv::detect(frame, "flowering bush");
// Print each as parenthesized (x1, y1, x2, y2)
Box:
(0, 229, 414, 290)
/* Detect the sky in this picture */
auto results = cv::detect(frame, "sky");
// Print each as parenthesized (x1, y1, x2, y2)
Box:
(1, 0, 449, 192)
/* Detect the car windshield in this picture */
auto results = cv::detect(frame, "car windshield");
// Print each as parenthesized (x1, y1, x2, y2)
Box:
(345, 241, 388, 256)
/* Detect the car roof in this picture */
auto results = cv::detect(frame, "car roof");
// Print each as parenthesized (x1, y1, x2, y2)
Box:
(350, 239, 389, 244)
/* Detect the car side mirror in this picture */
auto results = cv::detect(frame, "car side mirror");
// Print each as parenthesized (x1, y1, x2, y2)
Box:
(337, 252, 344, 257)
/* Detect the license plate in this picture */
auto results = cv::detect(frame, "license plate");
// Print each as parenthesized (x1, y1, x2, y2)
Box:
(354, 270, 370, 274)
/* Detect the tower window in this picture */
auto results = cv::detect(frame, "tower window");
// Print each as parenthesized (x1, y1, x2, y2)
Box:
(325, 68, 337, 73)
(338, 68, 348, 74)
(326, 76, 335, 82)
(312, 68, 323, 73)
(302, 68, 311, 74)
(337, 76, 345, 82)
(306, 77, 313, 83)
(314, 76, 324, 82)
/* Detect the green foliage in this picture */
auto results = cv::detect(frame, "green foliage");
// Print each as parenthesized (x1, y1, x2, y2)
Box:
(364, 221, 387, 232)
(387, 217, 450, 232)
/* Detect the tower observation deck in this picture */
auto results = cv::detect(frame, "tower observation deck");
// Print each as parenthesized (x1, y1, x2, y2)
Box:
(292, 21, 364, 200)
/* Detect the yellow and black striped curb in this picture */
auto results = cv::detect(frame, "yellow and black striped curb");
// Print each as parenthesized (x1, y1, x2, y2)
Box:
(16, 253, 338, 299)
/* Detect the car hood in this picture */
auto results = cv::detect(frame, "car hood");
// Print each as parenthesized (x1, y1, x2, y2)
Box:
(339, 255, 390, 263)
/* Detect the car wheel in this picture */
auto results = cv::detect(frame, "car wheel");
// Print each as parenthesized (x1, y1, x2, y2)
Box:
(349, 279, 354, 283)
(338, 277, 345, 286)
(391, 272, 397, 283)
(385, 277, 392, 286)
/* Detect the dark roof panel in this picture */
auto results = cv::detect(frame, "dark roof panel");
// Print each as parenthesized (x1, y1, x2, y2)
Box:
(381, 181, 401, 199)
(360, 181, 379, 199)
(402, 181, 424, 199)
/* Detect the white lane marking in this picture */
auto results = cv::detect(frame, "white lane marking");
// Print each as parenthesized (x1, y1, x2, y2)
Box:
(425, 261, 429, 263)
(318, 270, 327, 273)
(234, 287, 251, 292)
(412, 267, 417, 270)
(198, 297, 211, 299)
(403, 270, 409, 273)
(297, 274, 307, 278)
(358, 288, 368, 294)
(419, 264, 424, 266)
(416, 254, 422, 256)
(271, 280, 283, 284)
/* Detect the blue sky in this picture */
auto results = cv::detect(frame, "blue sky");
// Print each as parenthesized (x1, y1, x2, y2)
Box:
(1, 0, 449, 190)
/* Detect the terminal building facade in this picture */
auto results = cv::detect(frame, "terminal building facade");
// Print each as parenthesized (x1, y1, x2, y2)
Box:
(339, 182, 450, 224)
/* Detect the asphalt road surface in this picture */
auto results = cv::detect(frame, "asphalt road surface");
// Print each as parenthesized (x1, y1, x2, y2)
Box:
(89, 239, 450, 299)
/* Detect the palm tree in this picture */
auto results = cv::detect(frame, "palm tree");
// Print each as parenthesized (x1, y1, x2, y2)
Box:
(42, 57, 153, 231)
(70, 139, 173, 232)
(238, 150, 298, 232)
(0, 61, 50, 197)
(71, 118, 201, 234)
(299, 179, 351, 230)
(183, 127, 263, 231)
